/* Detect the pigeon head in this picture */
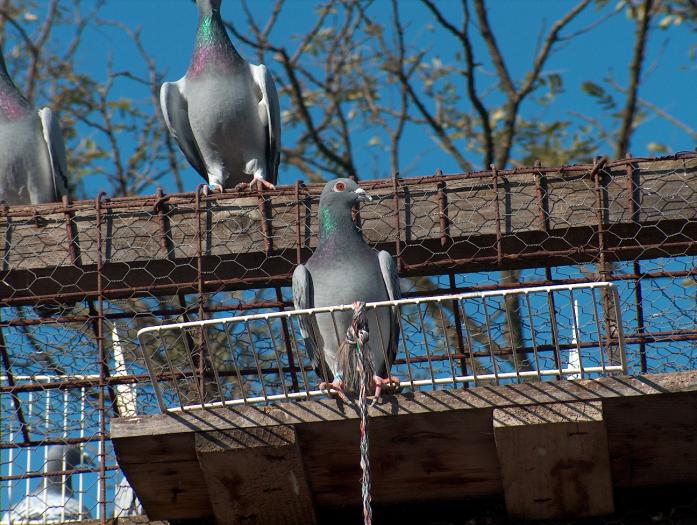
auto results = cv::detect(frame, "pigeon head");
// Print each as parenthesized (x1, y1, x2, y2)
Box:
(45, 445, 93, 492)
(318, 178, 372, 241)
(319, 178, 372, 209)
(46, 445, 93, 471)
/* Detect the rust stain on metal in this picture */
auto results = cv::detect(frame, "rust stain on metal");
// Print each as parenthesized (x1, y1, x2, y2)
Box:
(490, 164, 503, 264)
(436, 169, 451, 249)
(392, 171, 402, 272)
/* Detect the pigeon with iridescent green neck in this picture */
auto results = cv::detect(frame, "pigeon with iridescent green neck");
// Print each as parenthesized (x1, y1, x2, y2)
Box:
(160, 0, 280, 192)
(0, 48, 68, 204)
(292, 178, 401, 401)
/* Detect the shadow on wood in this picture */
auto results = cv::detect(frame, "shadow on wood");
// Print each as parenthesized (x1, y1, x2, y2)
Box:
(112, 371, 697, 523)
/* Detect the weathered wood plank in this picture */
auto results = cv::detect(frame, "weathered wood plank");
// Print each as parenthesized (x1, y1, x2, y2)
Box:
(605, 392, 697, 488)
(112, 371, 697, 521)
(494, 401, 614, 519)
(195, 427, 316, 525)
(111, 433, 212, 521)
(298, 409, 501, 507)
(70, 519, 169, 525)
(111, 371, 697, 438)
(1, 157, 696, 303)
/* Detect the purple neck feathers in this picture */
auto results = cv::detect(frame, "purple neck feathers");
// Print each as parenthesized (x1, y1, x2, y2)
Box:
(188, 13, 241, 78)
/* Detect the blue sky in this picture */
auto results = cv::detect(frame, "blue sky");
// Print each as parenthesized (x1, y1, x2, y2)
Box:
(1, 3, 696, 515)
(36, 0, 697, 193)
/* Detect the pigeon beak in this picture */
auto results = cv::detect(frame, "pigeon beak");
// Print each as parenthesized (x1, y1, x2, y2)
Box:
(80, 448, 95, 467)
(354, 187, 372, 203)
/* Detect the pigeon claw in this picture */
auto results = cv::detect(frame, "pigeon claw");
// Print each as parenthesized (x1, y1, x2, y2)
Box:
(369, 375, 401, 405)
(208, 183, 223, 193)
(319, 379, 349, 402)
(249, 176, 276, 192)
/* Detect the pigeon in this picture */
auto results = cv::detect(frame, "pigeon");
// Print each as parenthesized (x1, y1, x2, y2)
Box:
(160, 0, 280, 193)
(0, 48, 68, 205)
(2, 445, 92, 523)
(114, 476, 144, 518)
(292, 178, 401, 400)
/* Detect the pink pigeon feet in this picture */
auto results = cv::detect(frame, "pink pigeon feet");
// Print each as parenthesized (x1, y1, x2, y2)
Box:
(249, 175, 276, 191)
(319, 378, 349, 402)
(370, 375, 401, 405)
(207, 182, 223, 193)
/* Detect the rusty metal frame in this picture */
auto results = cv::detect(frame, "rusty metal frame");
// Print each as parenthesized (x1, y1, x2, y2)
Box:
(2, 152, 697, 521)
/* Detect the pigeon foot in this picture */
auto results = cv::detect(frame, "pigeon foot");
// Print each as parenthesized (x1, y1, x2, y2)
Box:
(208, 183, 223, 193)
(319, 378, 349, 402)
(249, 176, 276, 191)
(369, 375, 401, 405)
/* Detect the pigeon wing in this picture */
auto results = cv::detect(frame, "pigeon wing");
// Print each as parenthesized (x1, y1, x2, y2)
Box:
(250, 63, 281, 185)
(160, 78, 207, 181)
(378, 250, 401, 368)
(38, 107, 69, 201)
(292, 264, 324, 373)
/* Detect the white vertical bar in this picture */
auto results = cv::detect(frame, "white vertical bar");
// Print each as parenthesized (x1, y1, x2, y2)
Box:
(24, 392, 33, 520)
(113, 324, 137, 415)
(42, 389, 50, 525)
(79, 387, 85, 520)
(96, 437, 102, 520)
(61, 389, 68, 523)
(568, 297, 581, 380)
(7, 411, 14, 519)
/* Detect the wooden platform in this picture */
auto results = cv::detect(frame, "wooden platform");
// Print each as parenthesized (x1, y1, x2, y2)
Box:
(111, 371, 697, 524)
(1, 155, 696, 305)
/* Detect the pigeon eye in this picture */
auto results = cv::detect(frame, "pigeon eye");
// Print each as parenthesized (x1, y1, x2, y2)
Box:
(334, 181, 346, 192)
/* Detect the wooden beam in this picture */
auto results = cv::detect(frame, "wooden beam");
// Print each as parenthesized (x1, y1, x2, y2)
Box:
(112, 371, 697, 520)
(299, 410, 501, 506)
(111, 371, 697, 438)
(1, 156, 696, 303)
(605, 390, 697, 488)
(494, 401, 613, 519)
(75, 516, 170, 525)
(111, 433, 212, 521)
(194, 427, 316, 525)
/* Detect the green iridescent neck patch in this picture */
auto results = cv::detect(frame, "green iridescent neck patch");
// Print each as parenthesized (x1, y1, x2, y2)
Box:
(319, 206, 337, 240)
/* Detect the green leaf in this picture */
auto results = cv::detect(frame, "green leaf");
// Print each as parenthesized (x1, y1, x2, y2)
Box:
(581, 81, 616, 110)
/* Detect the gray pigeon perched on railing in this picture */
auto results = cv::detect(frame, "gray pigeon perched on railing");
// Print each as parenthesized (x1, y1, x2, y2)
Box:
(2, 445, 92, 523)
(160, 0, 280, 192)
(0, 48, 68, 205)
(292, 178, 401, 400)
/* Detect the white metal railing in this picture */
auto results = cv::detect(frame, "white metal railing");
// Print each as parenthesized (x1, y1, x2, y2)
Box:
(137, 282, 627, 412)
(1, 325, 143, 522)
(1, 380, 96, 524)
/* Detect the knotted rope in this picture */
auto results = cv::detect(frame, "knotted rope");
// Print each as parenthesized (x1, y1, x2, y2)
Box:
(345, 301, 372, 525)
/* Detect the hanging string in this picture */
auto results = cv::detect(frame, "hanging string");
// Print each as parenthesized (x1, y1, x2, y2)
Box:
(346, 301, 372, 525)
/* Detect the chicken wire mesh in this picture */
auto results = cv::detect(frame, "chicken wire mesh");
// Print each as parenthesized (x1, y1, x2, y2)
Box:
(1, 152, 696, 522)
(0, 378, 138, 523)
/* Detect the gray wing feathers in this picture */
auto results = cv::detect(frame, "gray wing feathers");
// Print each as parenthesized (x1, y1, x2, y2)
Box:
(292, 265, 322, 371)
(250, 64, 280, 184)
(160, 79, 207, 180)
(38, 107, 68, 200)
(378, 250, 401, 366)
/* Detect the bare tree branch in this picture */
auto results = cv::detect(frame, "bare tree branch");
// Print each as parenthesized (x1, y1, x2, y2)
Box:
(472, 0, 515, 97)
(616, 0, 653, 157)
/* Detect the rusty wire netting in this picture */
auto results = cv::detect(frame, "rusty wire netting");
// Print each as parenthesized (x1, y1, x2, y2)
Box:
(1, 152, 697, 522)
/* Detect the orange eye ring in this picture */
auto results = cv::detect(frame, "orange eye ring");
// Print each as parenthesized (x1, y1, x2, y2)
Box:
(334, 181, 346, 192)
